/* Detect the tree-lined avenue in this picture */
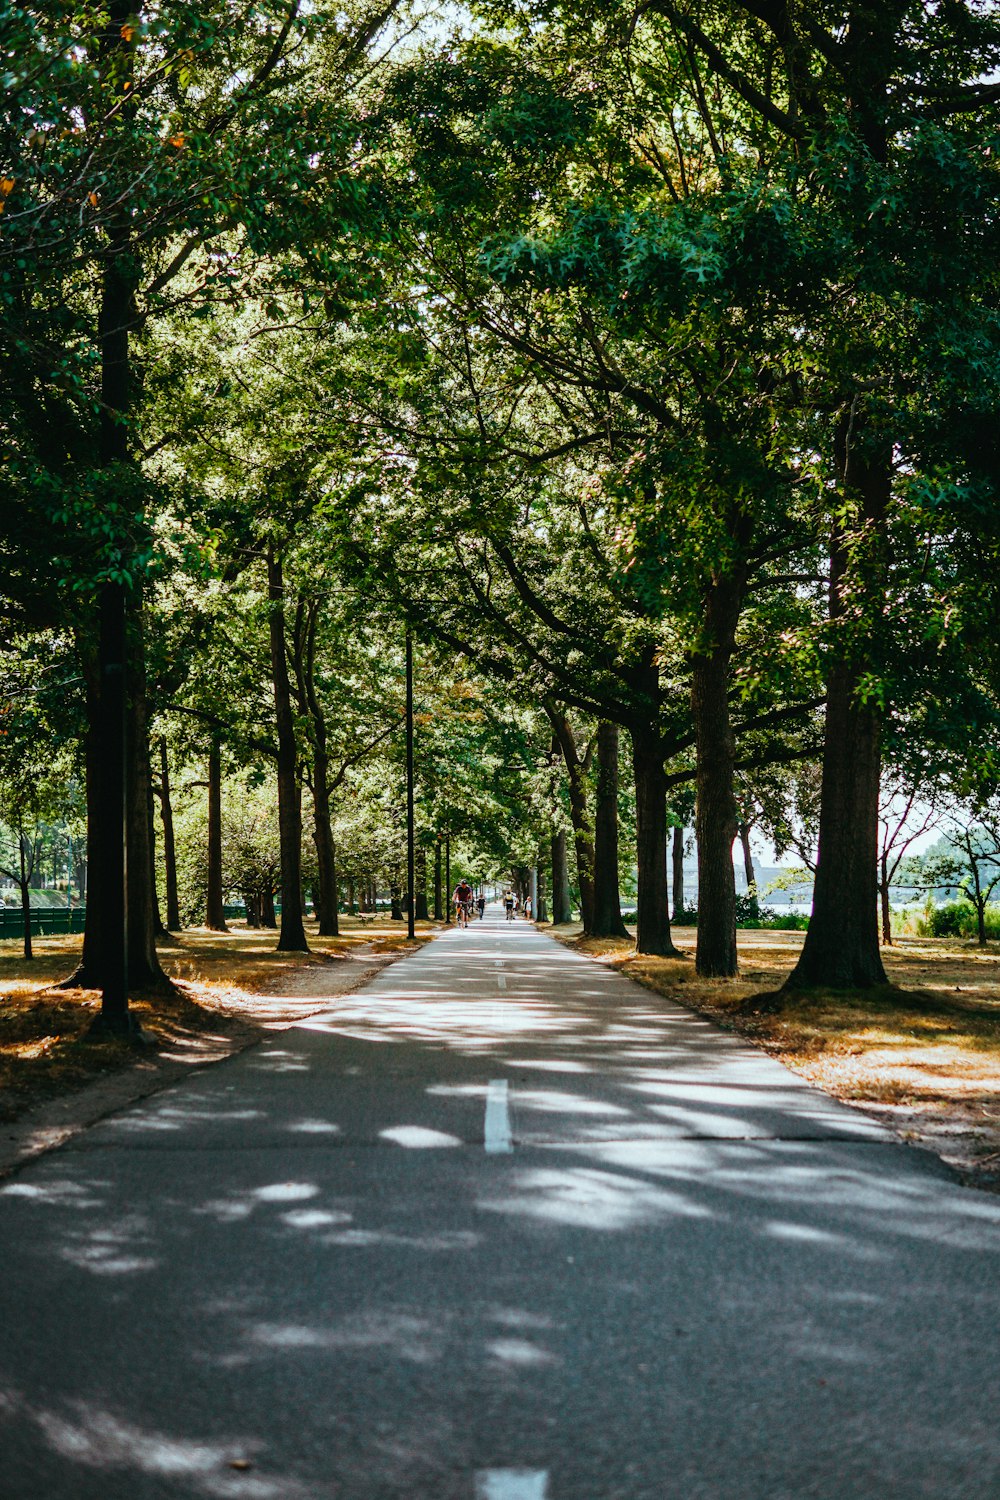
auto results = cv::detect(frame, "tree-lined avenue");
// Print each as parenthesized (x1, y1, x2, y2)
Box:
(0, 912, 998, 1497)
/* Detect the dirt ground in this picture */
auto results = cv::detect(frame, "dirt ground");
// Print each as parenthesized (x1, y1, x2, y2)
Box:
(0, 916, 439, 1131)
(555, 923, 1000, 1194)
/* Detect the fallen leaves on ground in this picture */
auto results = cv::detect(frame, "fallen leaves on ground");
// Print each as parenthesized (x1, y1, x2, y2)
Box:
(0, 917, 441, 1122)
(554, 923, 1000, 1193)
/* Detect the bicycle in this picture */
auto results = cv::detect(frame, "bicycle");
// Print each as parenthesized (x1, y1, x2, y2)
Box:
(456, 900, 472, 928)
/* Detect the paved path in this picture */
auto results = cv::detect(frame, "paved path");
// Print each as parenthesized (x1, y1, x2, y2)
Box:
(2, 910, 999, 1498)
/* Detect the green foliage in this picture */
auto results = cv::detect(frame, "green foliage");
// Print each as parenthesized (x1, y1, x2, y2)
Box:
(678, 899, 809, 932)
(918, 902, 1000, 942)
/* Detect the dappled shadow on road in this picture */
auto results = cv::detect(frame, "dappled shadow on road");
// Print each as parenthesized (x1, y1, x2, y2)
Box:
(2, 920, 1000, 1498)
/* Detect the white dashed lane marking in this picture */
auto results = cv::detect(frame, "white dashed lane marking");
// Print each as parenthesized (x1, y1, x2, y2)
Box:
(474, 1471, 548, 1499)
(484, 1079, 513, 1154)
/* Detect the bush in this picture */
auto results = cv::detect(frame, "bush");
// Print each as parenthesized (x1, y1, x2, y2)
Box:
(755, 911, 810, 931)
(672, 905, 698, 926)
(920, 901, 1000, 939)
(671, 899, 810, 932)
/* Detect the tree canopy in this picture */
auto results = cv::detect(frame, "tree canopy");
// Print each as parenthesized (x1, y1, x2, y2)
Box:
(4, 0, 1000, 1019)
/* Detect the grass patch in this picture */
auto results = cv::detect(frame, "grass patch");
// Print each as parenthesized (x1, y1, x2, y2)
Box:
(0, 915, 442, 1123)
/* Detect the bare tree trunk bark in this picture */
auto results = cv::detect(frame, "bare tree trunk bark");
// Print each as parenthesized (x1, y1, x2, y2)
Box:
(786, 434, 888, 990)
(630, 722, 679, 956)
(536, 851, 548, 922)
(205, 734, 228, 931)
(550, 828, 572, 924)
(415, 846, 429, 920)
(592, 721, 629, 938)
(19, 835, 32, 961)
(880, 853, 892, 946)
(739, 823, 758, 917)
(692, 565, 745, 978)
(158, 737, 181, 932)
(546, 706, 595, 933)
(267, 549, 309, 952)
(311, 765, 339, 937)
(125, 602, 172, 990)
(671, 825, 685, 917)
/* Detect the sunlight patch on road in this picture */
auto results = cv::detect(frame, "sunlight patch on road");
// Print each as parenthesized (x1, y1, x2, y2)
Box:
(380, 1125, 463, 1148)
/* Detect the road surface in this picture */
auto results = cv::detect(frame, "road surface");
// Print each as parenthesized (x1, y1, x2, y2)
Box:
(1, 908, 999, 1498)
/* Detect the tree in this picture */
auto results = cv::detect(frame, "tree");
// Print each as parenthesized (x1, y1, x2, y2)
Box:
(4, 0, 413, 1023)
(0, 699, 78, 960)
(917, 803, 1000, 950)
(877, 777, 940, 947)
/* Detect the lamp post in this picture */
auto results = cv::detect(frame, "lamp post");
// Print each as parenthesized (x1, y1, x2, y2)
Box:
(405, 628, 415, 941)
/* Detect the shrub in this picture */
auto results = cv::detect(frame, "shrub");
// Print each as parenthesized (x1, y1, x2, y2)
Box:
(759, 911, 810, 931)
(671, 906, 698, 925)
(920, 901, 1000, 939)
(670, 900, 810, 932)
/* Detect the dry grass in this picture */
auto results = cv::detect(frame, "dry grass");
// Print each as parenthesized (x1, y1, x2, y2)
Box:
(0, 915, 441, 1122)
(552, 922, 1000, 1191)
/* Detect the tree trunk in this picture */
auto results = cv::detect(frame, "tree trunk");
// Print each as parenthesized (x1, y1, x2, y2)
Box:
(630, 722, 679, 956)
(262, 884, 277, 929)
(880, 852, 892, 945)
(19, 837, 32, 961)
(267, 549, 309, 952)
(158, 737, 181, 931)
(415, 846, 429, 920)
(64, 607, 171, 994)
(84, 1, 139, 1027)
(547, 707, 595, 933)
(294, 599, 338, 937)
(550, 828, 572, 924)
(592, 721, 629, 938)
(148, 757, 168, 939)
(786, 437, 889, 990)
(391, 884, 403, 921)
(311, 761, 339, 937)
(61, 666, 105, 988)
(433, 839, 443, 919)
(536, 849, 548, 922)
(692, 586, 741, 978)
(739, 823, 758, 918)
(205, 735, 228, 931)
(671, 825, 685, 916)
(786, 27, 897, 990)
(124, 606, 171, 989)
(786, 660, 887, 987)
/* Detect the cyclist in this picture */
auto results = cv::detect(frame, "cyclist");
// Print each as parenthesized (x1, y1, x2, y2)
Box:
(453, 878, 474, 928)
(477, 893, 486, 919)
(504, 891, 516, 921)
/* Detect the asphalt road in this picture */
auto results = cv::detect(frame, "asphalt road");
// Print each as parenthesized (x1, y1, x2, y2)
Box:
(1, 908, 999, 1499)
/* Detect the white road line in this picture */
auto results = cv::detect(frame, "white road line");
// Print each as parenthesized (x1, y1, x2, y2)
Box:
(497, 974, 507, 990)
(484, 1079, 513, 1153)
(474, 1471, 548, 1500)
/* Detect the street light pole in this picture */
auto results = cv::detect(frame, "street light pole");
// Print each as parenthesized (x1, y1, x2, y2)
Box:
(405, 628, 415, 941)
